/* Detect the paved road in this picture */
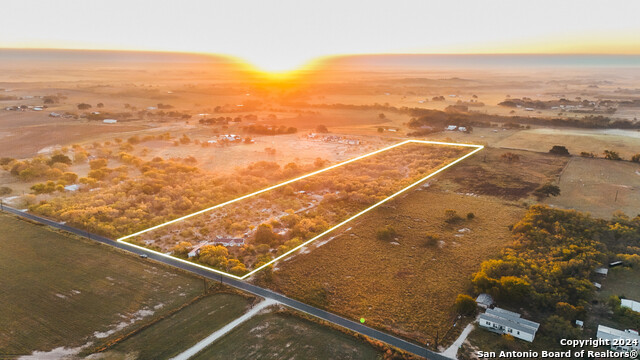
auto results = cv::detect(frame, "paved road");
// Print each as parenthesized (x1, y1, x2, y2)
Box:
(1, 205, 449, 360)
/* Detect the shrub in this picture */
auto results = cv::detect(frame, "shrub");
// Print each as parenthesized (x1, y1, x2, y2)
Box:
(500, 152, 520, 162)
(376, 225, 398, 241)
(466, 212, 475, 220)
(423, 233, 440, 247)
(632, 154, 640, 163)
(0, 186, 11, 195)
(603, 150, 622, 161)
(444, 209, 463, 224)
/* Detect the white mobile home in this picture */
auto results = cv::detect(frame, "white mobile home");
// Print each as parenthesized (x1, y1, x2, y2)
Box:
(597, 325, 640, 352)
(477, 307, 540, 342)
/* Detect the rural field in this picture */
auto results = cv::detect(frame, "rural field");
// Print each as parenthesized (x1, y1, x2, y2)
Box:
(191, 311, 384, 360)
(438, 147, 569, 201)
(495, 128, 640, 159)
(260, 188, 526, 347)
(547, 156, 640, 218)
(98, 292, 255, 359)
(0, 213, 205, 357)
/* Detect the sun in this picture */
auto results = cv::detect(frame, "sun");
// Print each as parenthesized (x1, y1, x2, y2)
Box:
(234, 52, 324, 78)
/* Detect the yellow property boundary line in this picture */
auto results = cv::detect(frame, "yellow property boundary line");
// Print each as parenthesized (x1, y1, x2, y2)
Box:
(117, 139, 484, 280)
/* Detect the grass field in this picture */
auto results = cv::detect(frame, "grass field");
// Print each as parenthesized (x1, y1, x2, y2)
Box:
(0, 213, 204, 356)
(547, 157, 640, 219)
(102, 292, 254, 360)
(191, 311, 383, 360)
(495, 128, 640, 159)
(601, 267, 640, 301)
(262, 188, 525, 346)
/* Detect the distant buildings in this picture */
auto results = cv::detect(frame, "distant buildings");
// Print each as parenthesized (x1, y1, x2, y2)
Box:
(103, 119, 117, 124)
(477, 307, 540, 342)
(597, 325, 640, 352)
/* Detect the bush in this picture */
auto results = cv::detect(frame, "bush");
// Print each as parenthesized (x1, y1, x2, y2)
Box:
(580, 151, 596, 158)
(632, 154, 640, 163)
(0, 186, 11, 195)
(500, 152, 520, 162)
(423, 233, 440, 247)
(376, 225, 398, 241)
(444, 209, 463, 224)
(603, 150, 622, 160)
(466, 212, 475, 220)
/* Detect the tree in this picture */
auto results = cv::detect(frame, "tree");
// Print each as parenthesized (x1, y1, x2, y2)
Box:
(315, 124, 329, 133)
(254, 223, 277, 246)
(77, 103, 92, 110)
(534, 183, 561, 198)
(454, 294, 477, 316)
(603, 150, 622, 160)
(170, 241, 193, 258)
(549, 145, 570, 156)
(97, 103, 104, 108)
(632, 154, 640, 163)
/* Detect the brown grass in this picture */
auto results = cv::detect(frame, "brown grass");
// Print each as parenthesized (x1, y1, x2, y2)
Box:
(261, 188, 525, 346)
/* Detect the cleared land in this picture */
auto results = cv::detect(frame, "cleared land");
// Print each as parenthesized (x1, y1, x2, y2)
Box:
(439, 147, 569, 200)
(102, 292, 253, 360)
(495, 128, 640, 159)
(263, 189, 526, 346)
(191, 311, 383, 360)
(0, 213, 203, 356)
(547, 156, 640, 218)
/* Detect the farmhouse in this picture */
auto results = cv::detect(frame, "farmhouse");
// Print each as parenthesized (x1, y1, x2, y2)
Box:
(621, 299, 640, 313)
(596, 325, 640, 352)
(477, 307, 540, 342)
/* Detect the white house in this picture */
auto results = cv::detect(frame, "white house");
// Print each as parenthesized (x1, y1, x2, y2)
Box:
(213, 237, 245, 247)
(477, 307, 540, 342)
(621, 299, 640, 313)
(597, 325, 640, 352)
(103, 119, 117, 124)
(445, 125, 458, 131)
(458, 127, 467, 132)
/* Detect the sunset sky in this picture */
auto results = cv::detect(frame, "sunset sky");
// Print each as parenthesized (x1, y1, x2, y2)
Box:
(2, 0, 639, 72)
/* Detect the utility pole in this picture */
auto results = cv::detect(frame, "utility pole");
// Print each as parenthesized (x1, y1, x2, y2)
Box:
(614, 190, 619, 202)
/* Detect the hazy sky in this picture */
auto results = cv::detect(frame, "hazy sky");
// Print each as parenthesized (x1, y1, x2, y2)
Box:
(2, 0, 639, 71)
